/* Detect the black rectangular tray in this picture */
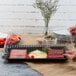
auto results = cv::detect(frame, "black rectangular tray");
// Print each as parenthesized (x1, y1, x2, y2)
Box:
(3, 45, 68, 63)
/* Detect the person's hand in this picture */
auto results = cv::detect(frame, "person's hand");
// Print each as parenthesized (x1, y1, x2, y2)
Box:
(64, 51, 76, 61)
(69, 26, 76, 35)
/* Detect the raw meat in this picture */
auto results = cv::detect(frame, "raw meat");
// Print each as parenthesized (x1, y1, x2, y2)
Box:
(48, 49, 64, 59)
(9, 49, 27, 59)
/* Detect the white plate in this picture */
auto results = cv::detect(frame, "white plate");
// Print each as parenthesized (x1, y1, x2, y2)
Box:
(53, 30, 71, 36)
(53, 30, 73, 42)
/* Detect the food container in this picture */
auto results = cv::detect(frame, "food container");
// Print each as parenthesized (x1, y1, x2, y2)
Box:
(1, 32, 69, 63)
(3, 44, 68, 62)
(42, 38, 57, 46)
(0, 32, 21, 48)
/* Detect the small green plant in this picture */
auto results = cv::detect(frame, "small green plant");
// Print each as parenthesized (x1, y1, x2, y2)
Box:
(34, 0, 59, 35)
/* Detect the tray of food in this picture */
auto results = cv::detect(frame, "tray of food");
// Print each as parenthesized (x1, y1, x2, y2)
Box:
(0, 33, 21, 48)
(3, 45, 68, 62)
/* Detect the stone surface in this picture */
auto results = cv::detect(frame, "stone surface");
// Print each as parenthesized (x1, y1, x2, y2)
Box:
(0, 52, 42, 76)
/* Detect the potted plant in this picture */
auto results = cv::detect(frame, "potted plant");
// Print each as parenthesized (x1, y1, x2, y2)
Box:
(35, 0, 59, 45)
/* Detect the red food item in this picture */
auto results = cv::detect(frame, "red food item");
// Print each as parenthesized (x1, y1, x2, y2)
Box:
(0, 38, 6, 42)
(48, 55, 64, 58)
(69, 26, 76, 32)
(69, 26, 76, 35)
(26, 56, 30, 58)
(0, 42, 5, 45)
(9, 49, 27, 59)
(3, 38, 6, 41)
(48, 49, 64, 59)
(31, 56, 34, 58)
(0, 38, 6, 45)
(25, 56, 34, 59)
(45, 46, 50, 48)
(7, 35, 20, 44)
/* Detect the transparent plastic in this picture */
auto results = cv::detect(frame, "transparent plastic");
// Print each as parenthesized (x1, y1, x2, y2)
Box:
(1, 27, 75, 63)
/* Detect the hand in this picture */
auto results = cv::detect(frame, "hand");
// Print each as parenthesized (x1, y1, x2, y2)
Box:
(64, 51, 76, 61)
(69, 26, 76, 35)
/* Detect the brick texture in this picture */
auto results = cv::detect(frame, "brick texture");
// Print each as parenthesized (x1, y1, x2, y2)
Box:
(0, 0, 76, 34)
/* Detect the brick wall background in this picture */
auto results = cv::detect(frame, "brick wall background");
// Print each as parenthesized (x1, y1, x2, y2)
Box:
(0, 0, 76, 34)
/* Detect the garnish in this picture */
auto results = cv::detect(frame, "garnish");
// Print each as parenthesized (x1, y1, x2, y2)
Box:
(42, 47, 50, 53)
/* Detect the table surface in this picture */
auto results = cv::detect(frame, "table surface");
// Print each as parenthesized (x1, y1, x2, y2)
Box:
(1, 34, 76, 76)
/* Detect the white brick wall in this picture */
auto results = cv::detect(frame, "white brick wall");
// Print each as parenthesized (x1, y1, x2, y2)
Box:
(0, 0, 76, 34)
